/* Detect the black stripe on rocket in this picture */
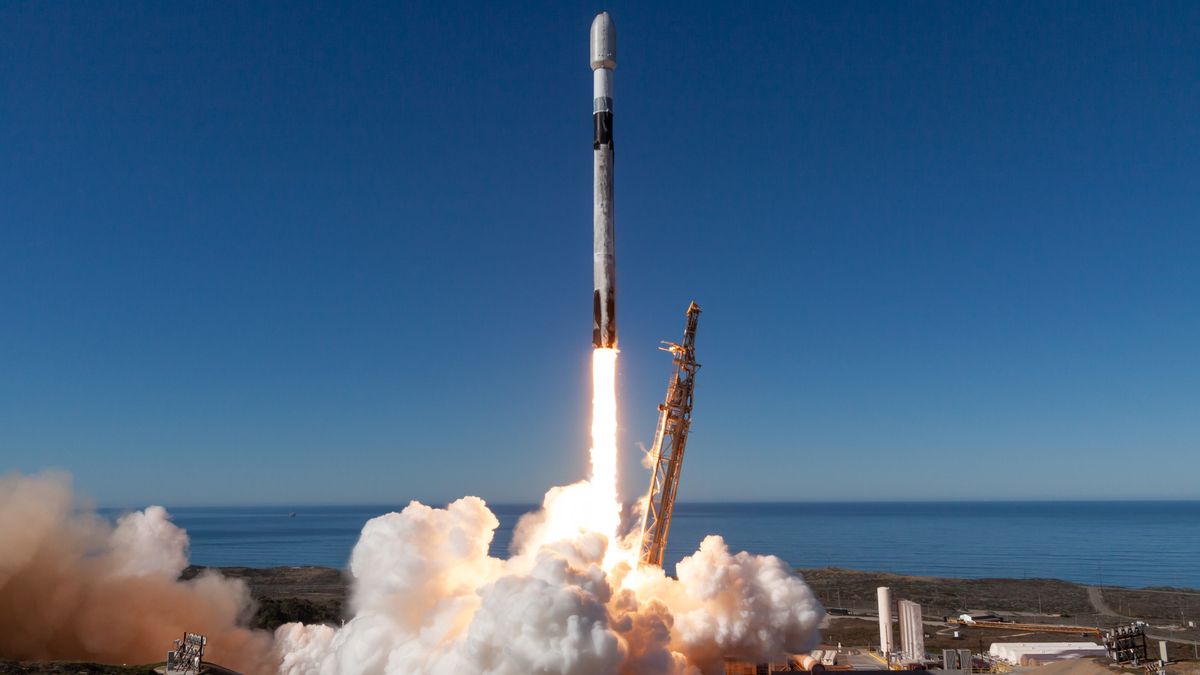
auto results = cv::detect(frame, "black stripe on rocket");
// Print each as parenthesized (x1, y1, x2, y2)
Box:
(593, 106, 613, 149)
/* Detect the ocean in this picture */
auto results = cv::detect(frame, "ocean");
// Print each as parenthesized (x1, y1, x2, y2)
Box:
(133, 501, 1200, 589)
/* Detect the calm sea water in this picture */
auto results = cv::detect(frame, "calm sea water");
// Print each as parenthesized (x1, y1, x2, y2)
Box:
(128, 502, 1200, 589)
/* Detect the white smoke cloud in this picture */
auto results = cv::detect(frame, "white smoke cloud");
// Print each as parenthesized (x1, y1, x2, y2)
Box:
(0, 292, 832, 675)
(277, 489, 825, 675)
(0, 464, 823, 674)
(108, 505, 191, 577)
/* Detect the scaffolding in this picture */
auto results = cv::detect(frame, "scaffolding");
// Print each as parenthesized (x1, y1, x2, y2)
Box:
(166, 632, 206, 675)
(638, 302, 701, 567)
(1104, 622, 1150, 664)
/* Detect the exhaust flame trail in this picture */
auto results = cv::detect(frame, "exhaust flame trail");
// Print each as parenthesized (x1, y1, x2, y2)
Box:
(589, 347, 620, 559)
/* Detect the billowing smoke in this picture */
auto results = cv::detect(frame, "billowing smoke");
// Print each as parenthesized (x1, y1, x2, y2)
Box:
(0, 472, 276, 673)
(276, 479, 825, 675)
(0, 471, 823, 674)
(275, 347, 825, 674)
(2, 350, 823, 674)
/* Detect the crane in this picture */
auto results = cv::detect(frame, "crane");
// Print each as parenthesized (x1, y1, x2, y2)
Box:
(638, 302, 701, 568)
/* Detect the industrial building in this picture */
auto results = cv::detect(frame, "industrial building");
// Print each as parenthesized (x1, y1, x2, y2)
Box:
(988, 642, 1107, 666)
(873, 587, 927, 667)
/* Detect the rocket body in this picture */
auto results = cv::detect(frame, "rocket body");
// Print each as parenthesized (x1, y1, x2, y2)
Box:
(591, 12, 617, 349)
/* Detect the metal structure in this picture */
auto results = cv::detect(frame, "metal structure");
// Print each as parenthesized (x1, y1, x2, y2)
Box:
(590, 11, 618, 349)
(943, 648, 973, 672)
(959, 648, 973, 671)
(1104, 622, 1149, 664)
(898, 600, 925, 662)
(946, 618, 1102, 638)
(638, 302, 701, 567)
(166, 632, 206, 675)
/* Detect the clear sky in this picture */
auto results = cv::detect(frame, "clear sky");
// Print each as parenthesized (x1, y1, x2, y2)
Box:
(2, 1, 1197, 506)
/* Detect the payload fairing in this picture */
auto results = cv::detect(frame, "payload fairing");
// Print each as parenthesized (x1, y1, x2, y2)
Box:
(591, 12, 617, 349)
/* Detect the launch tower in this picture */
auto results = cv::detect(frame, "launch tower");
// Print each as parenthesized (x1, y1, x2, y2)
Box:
(638, 302, 702, 567)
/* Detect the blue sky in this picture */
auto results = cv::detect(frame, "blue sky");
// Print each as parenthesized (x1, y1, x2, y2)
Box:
(2, 1, 1197, 506)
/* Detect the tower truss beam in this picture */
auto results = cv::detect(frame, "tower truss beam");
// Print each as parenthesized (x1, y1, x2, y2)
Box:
(638, 301, 701, 568)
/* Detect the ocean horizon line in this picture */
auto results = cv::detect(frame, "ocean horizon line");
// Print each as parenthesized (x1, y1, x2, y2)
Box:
(98, 497, 1200, 511)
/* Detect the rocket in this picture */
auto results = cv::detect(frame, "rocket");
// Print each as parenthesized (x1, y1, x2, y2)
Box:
(591, 11, 617, 349)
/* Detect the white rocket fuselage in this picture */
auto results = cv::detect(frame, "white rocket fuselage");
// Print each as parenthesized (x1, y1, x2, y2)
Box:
(591, 12, 617, 349)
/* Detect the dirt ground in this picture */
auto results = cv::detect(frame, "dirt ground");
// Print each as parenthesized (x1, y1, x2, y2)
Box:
(798, 567, 1200, 624)
(801, 568, 1200, 663)
(820, 616, 1097, 653)
(181, 565, 347, 630)
(180, 565, 347, 601)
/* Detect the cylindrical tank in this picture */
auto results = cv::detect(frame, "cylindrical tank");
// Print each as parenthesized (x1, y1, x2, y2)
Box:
(796, 655, 825, 672)
(877, 586, 894, 655)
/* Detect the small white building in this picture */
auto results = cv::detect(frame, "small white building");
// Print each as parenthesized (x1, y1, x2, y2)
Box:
(988, 642, 1106, 666)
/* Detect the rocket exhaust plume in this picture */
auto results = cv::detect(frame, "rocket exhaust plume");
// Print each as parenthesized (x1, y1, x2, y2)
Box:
(590, 347, 621, 565)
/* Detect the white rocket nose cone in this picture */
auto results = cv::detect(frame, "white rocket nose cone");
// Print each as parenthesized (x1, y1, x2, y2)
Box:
(590, 12, 616, 70)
